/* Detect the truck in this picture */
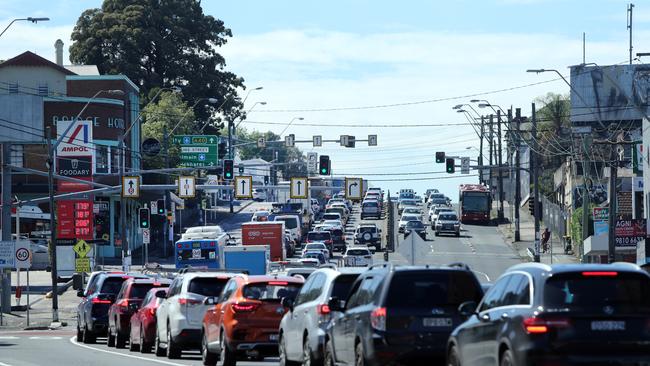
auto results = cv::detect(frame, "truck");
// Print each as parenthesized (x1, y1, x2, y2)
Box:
(221, 245, 270, 275)
(241, 221, 286, 262)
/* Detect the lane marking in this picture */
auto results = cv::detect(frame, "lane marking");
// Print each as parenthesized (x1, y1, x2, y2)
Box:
(0, 336, 19, 340)
(69, 336, 187, 365)
(0, 361, 15, 366)
(29, 336, 62, 340)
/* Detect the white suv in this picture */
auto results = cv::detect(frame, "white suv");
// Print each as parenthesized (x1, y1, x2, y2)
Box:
(154, 272, 238, 359)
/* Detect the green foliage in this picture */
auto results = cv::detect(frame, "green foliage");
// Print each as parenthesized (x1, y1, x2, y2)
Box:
(569, 203, 596, 252)
(69, 0, 245, 121)
(236, 128, 307, 179)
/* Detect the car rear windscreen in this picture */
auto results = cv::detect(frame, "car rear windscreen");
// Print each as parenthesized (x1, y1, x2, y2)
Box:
(347, 249, 370, 256)
(129, 284, 160, 299)
(358, 227, 376, 233)
(544, 272, 650, 314)
(323, 214, 340, 220)
(331, 274, 361, 299)
(308, 232, 331, 241)
(386, 271, 482, 308)
(438, 214, 457, 221)
(363, 202, 378, 208)
(188, 278, 229, 297)
(101, 277, 129, 294)
(276, 217, 298, 229)
(243, 282, 302, 301)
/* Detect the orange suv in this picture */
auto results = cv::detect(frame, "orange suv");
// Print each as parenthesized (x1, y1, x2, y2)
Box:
(201, 275, 304, 366)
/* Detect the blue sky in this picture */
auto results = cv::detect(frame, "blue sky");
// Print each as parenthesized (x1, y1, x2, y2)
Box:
(1, 0, 647, 199)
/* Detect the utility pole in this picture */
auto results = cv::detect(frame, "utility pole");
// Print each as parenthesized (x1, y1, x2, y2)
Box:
(628, 3, 634, 65)
(120, 94, 128, 270)
(607, 145, 618, 263)
(228, 119, 234, 213)
(1, 143, 11, 314)
(581, 136, 591, 261)
(514, 108, 521, 241)
(163, 126, 169, 258)
(488, 115, 494, 193)
(479, 116, 485, 184)
(45, 128, 58, 321)
(497, 110, 504, 221)
(532, 103, 541, 262)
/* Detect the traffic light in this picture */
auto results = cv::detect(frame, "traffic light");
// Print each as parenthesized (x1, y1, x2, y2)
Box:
(264, 175, 269, 185)
(138, 208, 150, 229)
(223, 159, 234, 180)
(238, 164, 245, 174)
(319, 155, 330, 175)
(445, 158, 455, 173)
(436, 152, 445, 163)
(529, 199, 535, 215)
(156, 199, 164, 214)
(218, 142, 227, 159)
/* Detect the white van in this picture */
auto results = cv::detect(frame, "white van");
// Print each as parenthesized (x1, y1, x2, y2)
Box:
(274, 214, 302, 245)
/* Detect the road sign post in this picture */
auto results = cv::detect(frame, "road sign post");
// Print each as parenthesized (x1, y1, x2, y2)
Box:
(178, 176, 196, 198)
(122, 176, 140, 198)
(307, 152, 318, 174)
(461, 157, 470, 174)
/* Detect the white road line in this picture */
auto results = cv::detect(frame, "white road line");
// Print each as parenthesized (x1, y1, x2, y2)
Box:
(69, 336, 187, 366)
(0, 336, 19, 339)
(29, 336, 62, 340)
(0, 361, 14, 366)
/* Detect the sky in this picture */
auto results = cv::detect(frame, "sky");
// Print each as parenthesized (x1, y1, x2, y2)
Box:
(1, 0, 648, 200)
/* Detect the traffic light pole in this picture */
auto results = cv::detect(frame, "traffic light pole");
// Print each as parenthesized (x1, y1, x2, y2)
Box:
(228, 119, 234, 213)
(532, 103, 541, 263)
(496, 110, 504, 221)
(119, 132, 128, 270)
(514, 109, 522, 242)
(479, 116, 485, 184)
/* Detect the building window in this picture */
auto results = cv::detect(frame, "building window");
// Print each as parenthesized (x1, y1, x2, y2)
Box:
(111, 147, 121, 174)
(8, 83, 18, 93)
(10, 145, 23, 167)
(96, 146, 109, 174)
(37, 84, 48, 96)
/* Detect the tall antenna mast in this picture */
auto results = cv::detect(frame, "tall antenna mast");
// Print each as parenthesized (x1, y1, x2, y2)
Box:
(628, 3, 634, 64)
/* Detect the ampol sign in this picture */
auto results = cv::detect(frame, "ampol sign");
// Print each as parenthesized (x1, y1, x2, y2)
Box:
(56, 119, 93, 156)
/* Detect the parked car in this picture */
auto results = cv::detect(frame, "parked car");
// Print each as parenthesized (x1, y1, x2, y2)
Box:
(201, 275, 304, 365)
(434, 211, 461, 237)
(325, 263, 484, 366)
(77, 272, 148, 344)
(279, 268, 365, 366)
(404, 219, 427, 240)
(343, 246, 373, 267)
(128, 287, 170, 353)
(353, 223, 381, 250)
(154, 272, 239, 359)
(447, 263, 650, 366)
(361, 200, 381, 220)
(29, 243, 50, 270)
(107, 277, 172, 348)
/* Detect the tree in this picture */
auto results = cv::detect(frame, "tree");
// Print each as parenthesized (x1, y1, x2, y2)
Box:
(236, 128, 308, 179)
(535, 92, 570, 134)
(69, 0, 245, 122)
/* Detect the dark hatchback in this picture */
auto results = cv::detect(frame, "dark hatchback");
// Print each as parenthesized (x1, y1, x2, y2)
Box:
(325, 264, 484, 365)
(447, 263, 650, 366)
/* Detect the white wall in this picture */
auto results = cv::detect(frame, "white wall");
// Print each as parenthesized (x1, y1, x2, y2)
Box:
(0, 65, 67, 96)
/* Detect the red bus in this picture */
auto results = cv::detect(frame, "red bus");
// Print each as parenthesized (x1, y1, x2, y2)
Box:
(458, 184, 491, 224)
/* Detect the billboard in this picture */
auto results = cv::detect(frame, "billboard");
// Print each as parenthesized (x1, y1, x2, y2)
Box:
(570, 64, 650, 123)
(56, 119, 94, 156)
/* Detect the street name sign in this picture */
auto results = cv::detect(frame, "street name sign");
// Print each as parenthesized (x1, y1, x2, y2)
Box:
(290, 177, 309, 199)
(122, 176, 140, 198)
(234, 176, 253, 199)
(345, 177, 363, 200)
(178, 176, 196, 198)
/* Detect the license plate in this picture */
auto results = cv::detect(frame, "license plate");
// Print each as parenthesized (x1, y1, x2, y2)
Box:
(423, 317, 452, 327)
(269, 334, 279, 341)
(591, 321, 625, 331)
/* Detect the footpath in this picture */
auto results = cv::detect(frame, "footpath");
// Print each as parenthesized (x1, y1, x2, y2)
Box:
(497, 201, 579, 265)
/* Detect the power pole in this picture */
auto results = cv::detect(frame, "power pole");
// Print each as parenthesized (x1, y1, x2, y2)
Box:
(532, 103, 541, 262)
(45, 129, 58, 322)
(607, 145, 618, 263)
(514, 108, 521, 241)
(488, 115, 494, 193)
(628, 3, 634, 65)
(162, 126, 169, 257)
(119, 131, 127, 270)
(581, 136, 591, 260)
(228, 119, 234, 213)
(479, 116, 485, 184)
(1, 143, 11, 314)
(497, 110, 504, 221)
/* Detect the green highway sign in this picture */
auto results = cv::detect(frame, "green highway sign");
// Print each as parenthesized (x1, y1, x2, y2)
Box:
(178, 160, 217, 167)
(172, 135, 219, 146)
(179, 153, 218, 162)
(173, 135, 220, 168)
(180, 145, 217, 155)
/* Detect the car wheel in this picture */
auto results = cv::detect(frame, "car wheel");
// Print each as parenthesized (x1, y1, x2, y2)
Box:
(76, 323, 83, 341)
(82, 325, 95, 344)
(140, 325, 151, 353)
(116, 328, 127, 348)
(154, 328, 165, 357)
(500, 349, 515, 366)
(167, 326, 181, 359)
(354, 342, 365, 366)
(302, 337, 313, 366)
(447, 346, 461, 366)
(107, 326, 116, 347)
(456, 232, 460, 237)
(219, 333, 236, 366)
(202, 332, 218, 366)
(129, 329, 139, 352)
(323, 340, 335, 366)
(435, 231, 439, 236)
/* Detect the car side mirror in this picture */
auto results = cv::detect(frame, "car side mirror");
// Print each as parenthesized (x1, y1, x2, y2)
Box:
(77, 289, 85, 298)
(203, 296, 217, 306)
(155, 291, 167, 299)
(281, 297, 294, 311)
(328, 297, 345, 312)
(458, 301, 478, 317)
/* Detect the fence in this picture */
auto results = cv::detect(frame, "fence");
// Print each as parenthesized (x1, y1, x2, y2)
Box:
(541, 196, 567, 239)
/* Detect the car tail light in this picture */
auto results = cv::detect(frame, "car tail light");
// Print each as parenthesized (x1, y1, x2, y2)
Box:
(370, 307, 386, 331)
(582, 271, 618, 277)
(523, 317, 570, 334)
(92, 297, 112, 304)
(117, 299, 129, 308)
(148, 307, 156, 316)
(178, 297, 201, 306)
(317, 304, 330, 315)
(232, 302, 259, 313)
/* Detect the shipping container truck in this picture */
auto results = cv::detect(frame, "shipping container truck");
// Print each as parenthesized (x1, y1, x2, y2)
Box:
(221, 245, 269, 275)
(241, 221, 286, 262)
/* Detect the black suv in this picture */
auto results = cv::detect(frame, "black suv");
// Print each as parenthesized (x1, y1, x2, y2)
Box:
(325, 263, 484, 365)
(447, 263, 650, 366)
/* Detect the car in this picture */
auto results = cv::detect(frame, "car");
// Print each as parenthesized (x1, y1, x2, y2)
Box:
(398, 214, 420, 233)
(435, 211, 461, 236)
(302, 250, 327, 264)
(310, 198, 321, 215)
(430, 206, 455, 226)
(107, 277, 172, 348)
(302, 242, 330, 260)
(251, 210, 270, 222)
(404, 219, 427, 240)
(398, 198, 420, 214)
(325, 263, 484, 366)
(324, 207, 348, 224)
(252, 188, 268, 202)
(128, 287, 170, 353)
(29, 243, 50, 270)
(306, 230, 334, 252)
(315, 224, 346, 252)
(320, 212, 342, 223)
(76, 272, 148, 344)
(329, 202, 350, 218)
(360, 200, 381, 220)
(279, 268, 365, 366)
(428, 193, 449, 208)
(402, 206, 422, 218)
(154, 272, 239, 359)
(353, 224, 381, 250)
(320, 219, 343, 229)
(201, 275, 304, 365)
(274, 214, 302, 245)
(447, 263, 650, 366)
(342, 246, 373, 267)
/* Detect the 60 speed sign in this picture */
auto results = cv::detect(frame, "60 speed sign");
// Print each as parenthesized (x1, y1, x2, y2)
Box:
(14, 241, 31, 269)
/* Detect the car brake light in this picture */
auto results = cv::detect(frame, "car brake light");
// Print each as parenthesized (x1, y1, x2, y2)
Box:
(268, 281, 288, 286)
(117, 299, 129, 308)
(523, 317, 570, 334)
(317, 304, 331, 315)
(92, 297, 112, 304)
(232, 302, 259, 313)
(178, 297, 201, 306)
(582, 271, 618, 277)
(370, 307, 386, 331)
(148, 307, 156, 316)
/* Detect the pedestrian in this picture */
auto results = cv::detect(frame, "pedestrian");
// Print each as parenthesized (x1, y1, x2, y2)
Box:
(541, 228, 550, 253)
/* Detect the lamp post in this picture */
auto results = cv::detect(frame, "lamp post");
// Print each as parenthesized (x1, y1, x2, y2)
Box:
(235, 101, 267, 129)
(0, 17, 49, 38)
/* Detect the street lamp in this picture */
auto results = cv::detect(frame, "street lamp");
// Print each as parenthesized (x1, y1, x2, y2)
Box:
(279, 117, 304, 137)
(235, 101, 267, 129)
(0, 17, 50, 38)
(242, 86, 263, 105)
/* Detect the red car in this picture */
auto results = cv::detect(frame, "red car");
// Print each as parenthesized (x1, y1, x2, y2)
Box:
(107, 278, 171, 348)
(128, 286, 170, 352)
(201, 275, 304, 366)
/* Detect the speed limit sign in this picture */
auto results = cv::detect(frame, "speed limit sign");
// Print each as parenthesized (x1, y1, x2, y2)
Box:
(14, 240, 31, 269)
